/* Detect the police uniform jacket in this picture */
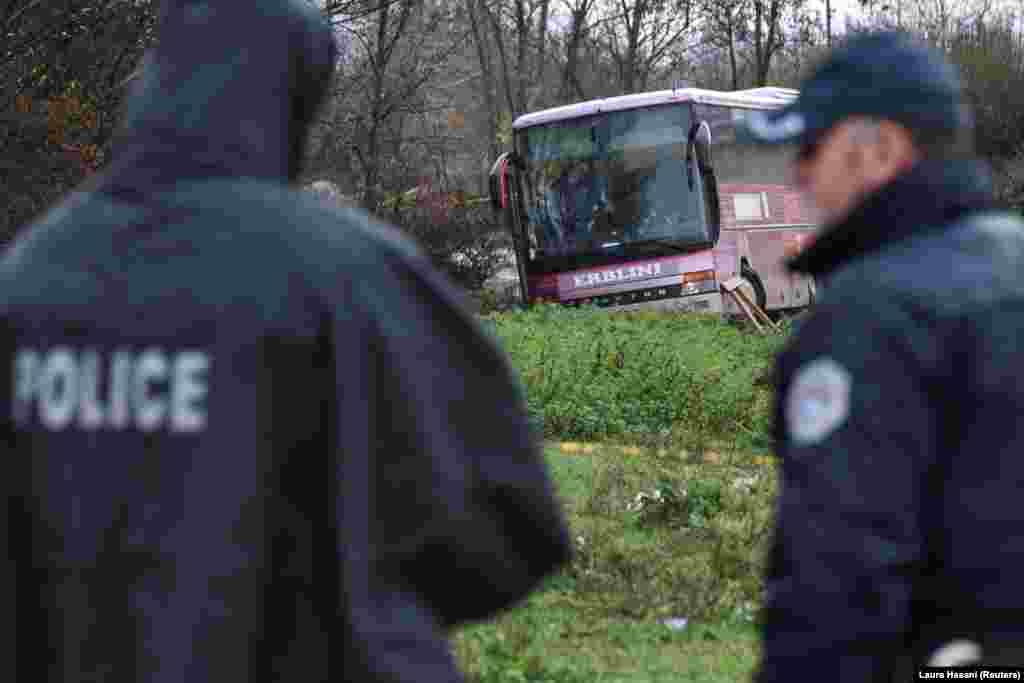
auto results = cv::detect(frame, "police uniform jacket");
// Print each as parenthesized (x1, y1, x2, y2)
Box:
(755, 157, 1024, 681)
(0, 2, 572, 681)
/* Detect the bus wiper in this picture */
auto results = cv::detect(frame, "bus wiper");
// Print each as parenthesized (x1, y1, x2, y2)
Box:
(625, 239, 696, 255)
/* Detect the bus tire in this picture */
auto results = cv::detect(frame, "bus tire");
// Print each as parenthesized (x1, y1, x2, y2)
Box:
(740, 263, 767, 312)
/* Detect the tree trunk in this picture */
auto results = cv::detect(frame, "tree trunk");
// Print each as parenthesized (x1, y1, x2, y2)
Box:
(754, 0, 766, 85)
(728, 21, 739, 89)
(486, 4, 519, 117)
(361, 2, 399, 212)
(361, 121, 381, 212)
(561, 0, 593, 102)
(466, 0, 499, 161)
(515, 0, 529, 113)
(825, 0, 831, 48)
(751, 0, 784, 87)
(532, 0, 550, 109)
(623, 0, 646, 93)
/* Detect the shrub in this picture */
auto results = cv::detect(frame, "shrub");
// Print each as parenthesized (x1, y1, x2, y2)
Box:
(392, 205, 510, 291)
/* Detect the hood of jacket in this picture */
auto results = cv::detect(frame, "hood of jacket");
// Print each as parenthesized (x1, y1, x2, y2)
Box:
(97, 0, 337, 200)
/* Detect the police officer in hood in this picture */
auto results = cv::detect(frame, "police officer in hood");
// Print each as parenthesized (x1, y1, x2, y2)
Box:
(742, 30, 1024, 680)
(0, 1, 572, 681)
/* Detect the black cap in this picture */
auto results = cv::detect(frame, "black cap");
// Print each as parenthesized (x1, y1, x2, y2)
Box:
(743, 30, 971, 147)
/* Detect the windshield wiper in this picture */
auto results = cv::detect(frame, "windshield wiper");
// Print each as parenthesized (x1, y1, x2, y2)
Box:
(624, 239, 698, 255)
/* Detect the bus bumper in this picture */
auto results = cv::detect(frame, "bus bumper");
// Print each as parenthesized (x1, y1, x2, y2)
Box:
(598, 291, 723, 314)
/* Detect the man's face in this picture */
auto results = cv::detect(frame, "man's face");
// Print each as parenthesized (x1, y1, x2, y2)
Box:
(793, 121, 868, 227)
(793, 118, 920, 227)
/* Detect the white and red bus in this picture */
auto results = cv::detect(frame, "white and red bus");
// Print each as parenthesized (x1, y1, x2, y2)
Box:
(488, 86, 819, 316)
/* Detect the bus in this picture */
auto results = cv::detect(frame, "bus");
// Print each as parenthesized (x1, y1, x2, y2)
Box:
(488, 86, 819, 316)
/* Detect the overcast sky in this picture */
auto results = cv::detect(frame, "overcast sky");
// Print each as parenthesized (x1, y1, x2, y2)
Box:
(830, 0, 866, 29)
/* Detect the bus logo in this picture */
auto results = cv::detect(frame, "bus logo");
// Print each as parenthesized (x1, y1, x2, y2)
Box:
(573, 263, 662, 289)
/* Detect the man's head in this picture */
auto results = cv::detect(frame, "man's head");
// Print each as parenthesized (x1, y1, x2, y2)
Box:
(744, 31, 973, 226)
(109, 0, 337, 187)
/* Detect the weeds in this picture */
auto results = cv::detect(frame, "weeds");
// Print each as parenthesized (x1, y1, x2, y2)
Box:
(452, 445, 774, 681)
(454, 306, 785, 681)
(567, 447, 775, 624)
(484, 304, 788, 451)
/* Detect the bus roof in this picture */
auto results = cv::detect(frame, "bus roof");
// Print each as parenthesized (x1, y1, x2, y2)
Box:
(512, 86, 799, 130)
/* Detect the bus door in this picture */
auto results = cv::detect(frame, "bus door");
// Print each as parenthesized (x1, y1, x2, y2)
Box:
(489, 153, 531, 305)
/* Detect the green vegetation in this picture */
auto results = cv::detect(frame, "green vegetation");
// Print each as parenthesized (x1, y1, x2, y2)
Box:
(451, 307, 791, 681)
(452, 444, 779, 682)
(483, 305, 791, 453)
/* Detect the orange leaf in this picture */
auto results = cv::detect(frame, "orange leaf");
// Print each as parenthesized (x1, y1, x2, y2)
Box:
(48, 97, 67, 120)
(447, 110, 465, 129)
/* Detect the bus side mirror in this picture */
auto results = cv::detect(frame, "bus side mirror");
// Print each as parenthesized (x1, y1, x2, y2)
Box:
(686, 121, 712, 190)
(693, 121, 713, 171)
(488, 153, 510, 212)
(488, 153, 523, 212)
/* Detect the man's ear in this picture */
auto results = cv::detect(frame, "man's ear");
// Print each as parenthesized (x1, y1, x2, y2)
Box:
(854, 120, 918, 195)
(876, 120, 920, 175)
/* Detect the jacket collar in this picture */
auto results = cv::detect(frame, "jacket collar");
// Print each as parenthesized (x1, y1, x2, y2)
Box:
(788, 157, 997, 278)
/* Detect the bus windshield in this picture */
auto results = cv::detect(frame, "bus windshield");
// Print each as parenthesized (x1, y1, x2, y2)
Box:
(516, 104, 712, 262)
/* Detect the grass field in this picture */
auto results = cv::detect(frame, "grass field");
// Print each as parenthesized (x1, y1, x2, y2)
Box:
(451, 308, 786, 681)
(451, 443, 778, 683)
(484, 305, 789, 452)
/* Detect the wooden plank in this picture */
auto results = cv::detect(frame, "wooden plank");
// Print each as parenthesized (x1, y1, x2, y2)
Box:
(736, 288, 779, 331)
(725, 286, 765, 333)
(734, 286, 779, 331)
(721, 277, 780, 334)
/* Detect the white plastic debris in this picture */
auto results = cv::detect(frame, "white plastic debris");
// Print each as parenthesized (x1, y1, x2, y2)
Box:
(661, 617, 688, 631)
(731, 475, 760, 495)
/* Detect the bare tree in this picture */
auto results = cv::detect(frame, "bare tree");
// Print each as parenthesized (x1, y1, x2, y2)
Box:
(479, 0, 554, 118)
(557, 0, 600, 100)
(596, 0, 698, 93)
(750, 0, 803, 86)
(702, 0, 749, 89)
(328, 0, 463, 210)
(699, 0, 810, 89)
(466, 0, 501, 161)
(825, 0, 831, 46)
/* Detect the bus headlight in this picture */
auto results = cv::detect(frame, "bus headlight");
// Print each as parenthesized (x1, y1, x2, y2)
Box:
(682, 269, 717, 294)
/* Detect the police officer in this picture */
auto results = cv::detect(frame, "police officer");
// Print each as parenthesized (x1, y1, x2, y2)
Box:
(742, 31, 1024, 680)
(0, 1, 571, 681)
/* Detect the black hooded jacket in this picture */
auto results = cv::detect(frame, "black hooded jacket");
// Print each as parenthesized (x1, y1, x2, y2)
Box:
(0, 2, 572, 681)
(756, 157, 1024, 681)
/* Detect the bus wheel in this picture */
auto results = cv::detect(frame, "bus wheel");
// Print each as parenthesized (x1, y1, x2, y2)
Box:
(739, 264, 767, 312)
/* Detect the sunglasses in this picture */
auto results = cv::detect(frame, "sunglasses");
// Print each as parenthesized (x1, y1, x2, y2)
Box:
(797, 138, 821, 162)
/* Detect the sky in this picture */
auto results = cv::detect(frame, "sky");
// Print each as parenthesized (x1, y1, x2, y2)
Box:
(826, 0, 1024, 30)
(829, 0, 866, 30)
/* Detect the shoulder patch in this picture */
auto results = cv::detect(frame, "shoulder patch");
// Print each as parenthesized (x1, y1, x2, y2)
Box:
(785, 357, 851, 446)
